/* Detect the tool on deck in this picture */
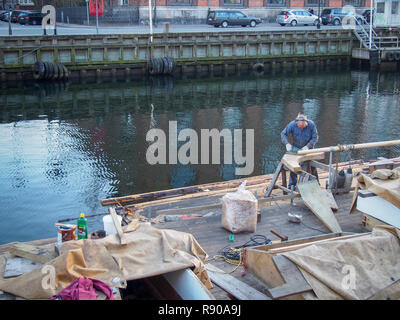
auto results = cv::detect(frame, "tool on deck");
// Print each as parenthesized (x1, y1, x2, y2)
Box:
(270, 229, 288, 241)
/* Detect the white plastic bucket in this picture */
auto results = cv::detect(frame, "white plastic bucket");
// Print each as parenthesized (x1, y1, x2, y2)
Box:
(103, 214, 122, 235)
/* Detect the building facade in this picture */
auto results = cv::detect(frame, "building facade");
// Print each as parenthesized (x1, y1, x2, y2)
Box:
(109, 0, 371, 8)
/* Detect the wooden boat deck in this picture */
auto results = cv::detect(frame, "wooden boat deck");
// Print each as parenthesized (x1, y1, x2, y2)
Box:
(152, 190, 365, 300)
(0, 156, 380, 300)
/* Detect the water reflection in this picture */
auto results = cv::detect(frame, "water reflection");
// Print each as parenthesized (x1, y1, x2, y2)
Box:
(0, 69, 399, 244)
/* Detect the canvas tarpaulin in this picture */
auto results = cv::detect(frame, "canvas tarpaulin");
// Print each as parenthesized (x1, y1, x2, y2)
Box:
(351, 172, 400, 213)
(282, 226, 400, 300)
(0, 223, 212, 299)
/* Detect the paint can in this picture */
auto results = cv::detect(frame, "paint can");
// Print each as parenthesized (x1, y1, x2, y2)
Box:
(57, 225, 77, 245)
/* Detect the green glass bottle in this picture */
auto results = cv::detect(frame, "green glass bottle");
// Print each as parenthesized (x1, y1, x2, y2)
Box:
(77, 213, 88, 240)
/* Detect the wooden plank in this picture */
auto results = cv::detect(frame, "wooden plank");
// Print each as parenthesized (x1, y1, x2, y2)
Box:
(281, 152, 325, 173)
(9, 243, 57, 264)
(205, 263, 271, 300)
(268, 255, 312, 299)
(297, 180, 342, 233)
(108, 207, 127, 245)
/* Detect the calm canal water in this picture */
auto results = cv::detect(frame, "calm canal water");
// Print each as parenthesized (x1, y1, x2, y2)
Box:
(0, 68, 399, 244)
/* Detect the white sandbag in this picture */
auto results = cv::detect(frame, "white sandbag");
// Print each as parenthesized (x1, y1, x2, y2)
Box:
(221, 181, 258, 233)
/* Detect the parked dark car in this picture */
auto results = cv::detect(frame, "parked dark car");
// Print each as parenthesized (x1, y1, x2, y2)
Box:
(321, 8, 363, 26)
(19, 11, 44, 25)
(10, 10, 27, 23)
(207, 10, 262, 28)
(0, 10, 7, 21)
(362, 9, 374, 24)
(0, 11, 10, 21)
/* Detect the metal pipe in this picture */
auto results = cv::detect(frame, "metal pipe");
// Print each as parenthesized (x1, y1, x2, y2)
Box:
(328, 150, 333, 189)
(95, 0, 99, 34)
(297, 140, 400, 155)
(369, 0, 373, 49)
(8, 7, 12, 36)
(148, 0, 153, 43)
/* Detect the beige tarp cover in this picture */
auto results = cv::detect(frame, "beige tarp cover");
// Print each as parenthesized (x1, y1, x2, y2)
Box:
(0, 223, 212, 299)
(283, 226, 400, 300)
(354, 173, 400, 209)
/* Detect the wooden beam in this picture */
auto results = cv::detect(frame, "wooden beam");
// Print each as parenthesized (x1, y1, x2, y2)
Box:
(8, 243, 57, 264)
(101, 174, 271, 206)
(282, 152, 325, 173)
(205, 263, 271, 300)
(108, 207, 127, 245)
(268, 255, 312, 299)
(125, 182, 269, 211)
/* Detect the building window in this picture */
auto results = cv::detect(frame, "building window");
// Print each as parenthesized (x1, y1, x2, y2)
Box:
(343, 0, 361, 6)
(307, 0, 320, 5)
(392, 1, 399, 14)
(167, 0, 192, 5)
(377, 2, 385, 13)
(224, 0, 243, 5)
(266, 0, 285, 6)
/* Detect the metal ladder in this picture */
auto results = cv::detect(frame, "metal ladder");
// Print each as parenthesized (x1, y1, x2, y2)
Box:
(353, 17, 379, 50)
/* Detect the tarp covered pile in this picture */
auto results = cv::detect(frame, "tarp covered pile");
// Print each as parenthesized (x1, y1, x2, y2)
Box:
(282, 226, 400, 300)
(0, 223, 212, 299)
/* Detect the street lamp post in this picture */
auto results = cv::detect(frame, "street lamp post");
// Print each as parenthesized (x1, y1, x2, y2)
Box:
(86, 0, 89, 25)
(8, 7, 12, 35)
(317, 0, 321, 29)
(95, 0, 99, 34)
(369, 0, 373, 49)
(154, 0, 157, 27)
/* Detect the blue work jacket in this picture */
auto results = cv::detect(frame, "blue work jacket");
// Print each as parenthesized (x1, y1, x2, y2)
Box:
(281, 120, 319, 149)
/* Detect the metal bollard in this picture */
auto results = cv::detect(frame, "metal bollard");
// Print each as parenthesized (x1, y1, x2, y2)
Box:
(163, 22, 170, 34)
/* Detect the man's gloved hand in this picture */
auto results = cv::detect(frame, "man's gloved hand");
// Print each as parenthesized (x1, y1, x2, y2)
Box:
(301, 146, 309, 151)
(286, 144, 292, 152)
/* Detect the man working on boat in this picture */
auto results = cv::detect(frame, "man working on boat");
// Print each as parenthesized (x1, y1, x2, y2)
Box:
(281, 113, 319, 188)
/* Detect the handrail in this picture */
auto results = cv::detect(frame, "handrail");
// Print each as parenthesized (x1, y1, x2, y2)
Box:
(354, 16, 378, 50)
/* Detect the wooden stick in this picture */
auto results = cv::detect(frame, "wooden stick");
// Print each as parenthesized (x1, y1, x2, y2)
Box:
(297, 140, 400, 155)
(108, 207, 127, 245)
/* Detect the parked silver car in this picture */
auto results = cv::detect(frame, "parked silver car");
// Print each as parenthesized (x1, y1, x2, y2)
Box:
(277, 9, 320, 27)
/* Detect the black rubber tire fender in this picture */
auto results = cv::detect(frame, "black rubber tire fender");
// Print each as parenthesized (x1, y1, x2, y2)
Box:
(47, 62, 55, 80)
(151, 58, 160, 74)
(62, 65, 69, 79)
(57, 63, 65, 80)
(253, 62, 265, 75)
(43, 62, 50, 79)
(32, 61, 45, 80)
(162, 57, 170, 74)
(148, 59, 155, 75)
(159, 57, 165, 74)
(52, 62, 60, 80)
